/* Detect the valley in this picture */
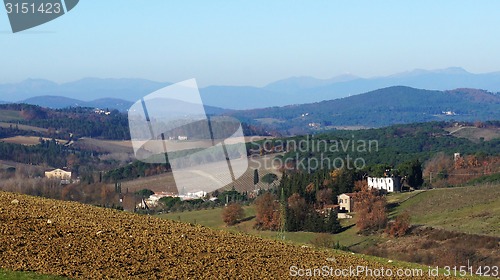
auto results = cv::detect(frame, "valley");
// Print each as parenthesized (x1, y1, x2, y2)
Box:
(0, 90, 498, 279)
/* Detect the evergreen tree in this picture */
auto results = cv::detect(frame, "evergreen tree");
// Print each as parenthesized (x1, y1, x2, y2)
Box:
(399, 159, 424, 189)
(253, 169, 259, 185)
(326, 210, 342, 234)
(304, 211, 325, 232)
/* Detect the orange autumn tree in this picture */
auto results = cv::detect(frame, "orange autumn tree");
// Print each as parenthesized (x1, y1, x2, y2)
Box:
(222, 203, 245, 226)
(352, 181, 387, 234)
(254, 192, 281, 230)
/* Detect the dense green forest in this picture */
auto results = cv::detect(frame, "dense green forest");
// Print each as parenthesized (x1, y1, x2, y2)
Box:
(102, 161, 170, 182)
(0, 124, 36, 138)
(252, 122, 500, 171)
(276, 169, 356, 233)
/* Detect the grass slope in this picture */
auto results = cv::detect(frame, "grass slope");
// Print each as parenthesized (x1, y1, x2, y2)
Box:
(445, 126, 500, 142)
(160, 205, 381, 252)
(394, 184, 500, 236)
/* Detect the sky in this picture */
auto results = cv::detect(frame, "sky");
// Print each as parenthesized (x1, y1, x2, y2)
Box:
(1, 0, 500, 87)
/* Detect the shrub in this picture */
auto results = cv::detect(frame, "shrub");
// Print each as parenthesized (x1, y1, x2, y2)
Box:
(222, 203, 245, 226)
(386, 212, 411, 237)
(310, 233, 349, 251)
(135, 188, 154, 197)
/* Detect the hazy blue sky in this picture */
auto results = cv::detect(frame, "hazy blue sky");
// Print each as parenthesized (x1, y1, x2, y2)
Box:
(1, 1, 500, 86)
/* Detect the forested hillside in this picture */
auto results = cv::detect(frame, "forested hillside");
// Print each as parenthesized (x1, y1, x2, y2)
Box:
(0, 104, 267, 141)
(254, 121, 500, 172)
(229, 86, 500, 134)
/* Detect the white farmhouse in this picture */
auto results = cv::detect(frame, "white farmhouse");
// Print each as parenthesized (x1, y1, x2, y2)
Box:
(337, 193, 354, 213)
(367, 176, 402, 193)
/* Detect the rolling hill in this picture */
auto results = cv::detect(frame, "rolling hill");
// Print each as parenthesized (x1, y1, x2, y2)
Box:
(229, 86, 500, 133)
(19, 96, 229, 114)
(21, 96, 134, 111)
(394, 184, 500, 236)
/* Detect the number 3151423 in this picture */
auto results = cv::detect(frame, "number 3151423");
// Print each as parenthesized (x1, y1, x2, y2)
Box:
(5, 2, 62, 14)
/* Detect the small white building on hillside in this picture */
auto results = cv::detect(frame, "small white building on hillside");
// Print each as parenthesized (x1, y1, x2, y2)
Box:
(180, 191, 207, 200)
(45, 169, 72, 180)
(337, 193, 355, 213)
(367, 176, 402, 193)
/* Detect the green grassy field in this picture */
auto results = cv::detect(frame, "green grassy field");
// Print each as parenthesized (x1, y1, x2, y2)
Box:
(386, 190, 426, 204)
(445, 126, 500, 142)
(393, 184, 500, 236)
(0, 269, 67, 280)
(160, 205, 324, 245)
(386, 190, 427, 219)
(159, 205, 380, 251)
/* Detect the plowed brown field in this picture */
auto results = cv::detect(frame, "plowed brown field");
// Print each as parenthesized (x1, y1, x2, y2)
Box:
(0, 192, 453, 279)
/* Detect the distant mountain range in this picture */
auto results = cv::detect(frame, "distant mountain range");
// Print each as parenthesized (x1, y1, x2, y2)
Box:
(0, 78, 170, 104)
(1, 67, 500, 110)
(228, 86, 500, 134)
